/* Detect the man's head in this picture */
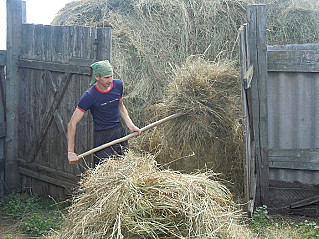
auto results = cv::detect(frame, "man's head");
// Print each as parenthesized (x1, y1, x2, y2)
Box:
(90, 60, 113, 86)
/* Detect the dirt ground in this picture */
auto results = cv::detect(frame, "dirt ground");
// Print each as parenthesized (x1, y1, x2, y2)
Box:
(269, 205, 319, 224)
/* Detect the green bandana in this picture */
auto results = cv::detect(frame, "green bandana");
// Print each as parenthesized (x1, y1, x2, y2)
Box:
(90, 60, 113, 86)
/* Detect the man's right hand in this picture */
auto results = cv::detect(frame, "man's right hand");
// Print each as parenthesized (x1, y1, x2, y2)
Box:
(68, 152, 79, 164)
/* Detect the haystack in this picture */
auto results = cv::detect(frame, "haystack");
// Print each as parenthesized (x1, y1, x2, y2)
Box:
(52, 0, 319, 126)
(261, 0, 319, 45)
(135, 57, 243, 198)
(51, 0, 319, 198)
(52, 0, 249, 126)
(48, 151, 253, 239)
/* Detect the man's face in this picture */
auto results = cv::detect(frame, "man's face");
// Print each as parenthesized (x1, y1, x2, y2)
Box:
(96, 74, 113, 87)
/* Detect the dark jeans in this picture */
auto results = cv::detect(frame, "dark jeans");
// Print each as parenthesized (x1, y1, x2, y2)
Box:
(94, 123, 129, 166)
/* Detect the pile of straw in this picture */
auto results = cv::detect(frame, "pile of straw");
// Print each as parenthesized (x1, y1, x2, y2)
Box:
(52, 0, 319, 126)
(48, 151, 253, 238)
(259, 0, 319, 45)
(52, 0, 319, 197)
(53, 0, 248, 126)
(136, 57, 243, 198)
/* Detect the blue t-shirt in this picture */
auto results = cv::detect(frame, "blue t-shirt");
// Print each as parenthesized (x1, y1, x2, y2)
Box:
(77, 79, 123, 130)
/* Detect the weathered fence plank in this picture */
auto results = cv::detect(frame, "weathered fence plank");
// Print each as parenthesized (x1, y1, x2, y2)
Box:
(96, 27, 112, 62)
(26, 73, 73, 163)
(0, 51, 6, 65)
(269, 150, 319, 172)
(53, 110, 68, 148)
(6, 0, 24, 190)
(18, 59, 91, 75)
(0, 50, 5, 196)
(268, 44, 319, 72)
(18, 167, 77, 189)
(239, 23, 255, 215)
(247, 5, 269, 206)
(16, 158, 79, 182)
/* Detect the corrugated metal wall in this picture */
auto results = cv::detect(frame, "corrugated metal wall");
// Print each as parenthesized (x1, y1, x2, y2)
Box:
(267, 44, 319, 207)
(268, 72, 319, 149)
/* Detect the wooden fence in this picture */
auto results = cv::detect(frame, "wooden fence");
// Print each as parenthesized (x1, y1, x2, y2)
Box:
(4, 0, 112, 198)
(267, 44, 319, 211)
(239, 5, 319, 215)
(239, 5, 268, 215)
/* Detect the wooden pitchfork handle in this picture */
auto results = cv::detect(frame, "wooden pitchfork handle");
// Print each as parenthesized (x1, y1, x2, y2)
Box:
(77, 112, 183, 158)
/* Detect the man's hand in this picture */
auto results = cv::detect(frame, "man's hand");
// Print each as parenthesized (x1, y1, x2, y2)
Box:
(129, 125, 142, 136)
(68, 152, 79, 164)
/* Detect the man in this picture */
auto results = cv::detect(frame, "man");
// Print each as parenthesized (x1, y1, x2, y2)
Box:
(67, 60, 141, 165)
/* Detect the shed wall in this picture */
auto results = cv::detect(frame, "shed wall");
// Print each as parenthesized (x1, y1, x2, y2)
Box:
(267, 44, 319, 207)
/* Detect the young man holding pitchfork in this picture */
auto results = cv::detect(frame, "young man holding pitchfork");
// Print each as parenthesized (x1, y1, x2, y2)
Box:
(67, 60, 141, 166)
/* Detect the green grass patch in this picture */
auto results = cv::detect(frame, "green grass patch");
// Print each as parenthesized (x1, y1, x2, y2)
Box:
(0, 191, 68, 236)
(296, 220, 319, 239)
(250, 205, 274, 234)
(250, 205, 319, 239)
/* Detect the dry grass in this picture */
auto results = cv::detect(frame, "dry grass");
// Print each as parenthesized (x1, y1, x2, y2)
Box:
(52, 0, 319, 127)
(256, 0, 319, 45)
(53, 0, 248, 126)
(134, 57, 244, 198)
(52, 0, 319, 200)
(47, 151, 253, 239)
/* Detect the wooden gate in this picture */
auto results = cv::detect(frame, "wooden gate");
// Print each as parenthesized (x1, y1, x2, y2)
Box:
(240, 4, 319, 215)
(5, 0, 112, 198)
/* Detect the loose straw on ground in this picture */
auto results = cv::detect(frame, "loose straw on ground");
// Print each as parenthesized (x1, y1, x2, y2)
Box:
(48, 151, 254, 239)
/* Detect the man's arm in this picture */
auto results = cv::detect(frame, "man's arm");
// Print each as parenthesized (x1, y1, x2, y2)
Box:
(119, 98, 141, 136)
(67, 108, 85, 164)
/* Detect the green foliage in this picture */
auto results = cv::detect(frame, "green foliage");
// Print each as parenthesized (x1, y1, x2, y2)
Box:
(297, 220, 319, 239)
(20, 212, 58, 236)
(250, 205, 319, 238)
(3, 235, 13, 239)
(250, 205, 273, 234)
(0, 191, 67, 236)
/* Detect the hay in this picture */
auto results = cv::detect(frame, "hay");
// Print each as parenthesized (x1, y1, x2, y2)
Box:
(52, 0, 319, 139)
(51, 0, 319, 199)
(135, 57, 244, 198)
(52, 0, 110, 27)
(52, 0, 249, 126)
(257, 0, 319, 45)
(47, 151, 253, 239)
(53, 0, 246, 196)
(52, 0, 319, 127)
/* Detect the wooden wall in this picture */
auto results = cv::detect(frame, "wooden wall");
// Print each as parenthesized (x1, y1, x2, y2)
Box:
(239, 5, 319, 213)
(6, 0, 112, 198)
(267, 43, 319, 208)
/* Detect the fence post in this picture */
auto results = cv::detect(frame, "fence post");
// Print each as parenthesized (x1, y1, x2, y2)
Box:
(5, 0, 24, 191)
(0, 51, 6, 196)
(96, 27, 112, 62)
(247, 5, 269, 206)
